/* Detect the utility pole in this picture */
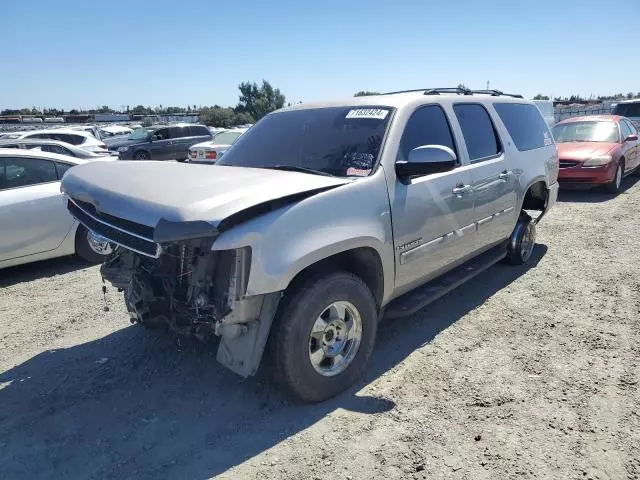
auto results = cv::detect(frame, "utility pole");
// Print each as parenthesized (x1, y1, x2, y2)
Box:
(486, 80, 490, 90)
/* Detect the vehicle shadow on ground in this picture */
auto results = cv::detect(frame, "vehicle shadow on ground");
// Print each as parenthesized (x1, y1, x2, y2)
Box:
(0, 246, 547, 480)
(0, 256, 93, 288)
(557, 175, 639, 203)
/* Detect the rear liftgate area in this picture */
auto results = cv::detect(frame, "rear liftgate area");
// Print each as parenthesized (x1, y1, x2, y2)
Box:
(100, 241, 280, 377)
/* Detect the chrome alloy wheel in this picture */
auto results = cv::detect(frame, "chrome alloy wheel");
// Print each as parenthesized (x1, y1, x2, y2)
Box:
(308, 301, 363, 377)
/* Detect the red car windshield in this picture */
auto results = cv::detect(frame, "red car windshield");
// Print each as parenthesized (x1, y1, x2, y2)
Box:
(552, 121, 619, 143)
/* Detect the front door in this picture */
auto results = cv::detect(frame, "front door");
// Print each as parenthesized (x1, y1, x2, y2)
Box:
(0, 156, 75, 261)
(621, 120, 640, 171)
(168, 126, 191, 160)
(390, 105, 477, 294)
(148, 127, 172, 160)
(453, 103, 517, 248)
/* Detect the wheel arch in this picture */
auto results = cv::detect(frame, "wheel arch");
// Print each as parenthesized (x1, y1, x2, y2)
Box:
(282, 246, 386, 309)
(520, 177, 549, 212)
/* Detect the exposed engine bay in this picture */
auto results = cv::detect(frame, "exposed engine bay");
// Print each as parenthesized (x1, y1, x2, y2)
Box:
(101, 240, 257, 341)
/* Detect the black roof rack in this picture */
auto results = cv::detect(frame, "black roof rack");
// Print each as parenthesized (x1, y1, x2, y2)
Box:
(381, 87, 523, 98)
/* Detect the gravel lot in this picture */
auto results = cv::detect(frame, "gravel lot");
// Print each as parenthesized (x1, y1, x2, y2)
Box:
(1, 178, 639, 480)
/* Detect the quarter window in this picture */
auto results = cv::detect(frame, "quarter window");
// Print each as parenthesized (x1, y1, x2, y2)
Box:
(398, 105, 457, 162)
(493, 103, 553, 151)
(453, 104, 501, 161)
(55, 162, 74, 178)
(1, 157, 57, 189)
(189, 125, 210, 137)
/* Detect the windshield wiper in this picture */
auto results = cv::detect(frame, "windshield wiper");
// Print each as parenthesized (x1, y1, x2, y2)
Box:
(262, 165, 335, 177)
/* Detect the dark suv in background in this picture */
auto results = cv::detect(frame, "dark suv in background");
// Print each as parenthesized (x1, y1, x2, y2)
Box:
(111, 124, 212, 161)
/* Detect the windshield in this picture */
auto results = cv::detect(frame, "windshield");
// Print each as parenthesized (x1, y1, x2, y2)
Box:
(212, 131, 243, 145)
(552, 121, 619, 143)
(128, 128, 150, 141)
(613, 102, 640, 118)
(216, 106, 393, 177)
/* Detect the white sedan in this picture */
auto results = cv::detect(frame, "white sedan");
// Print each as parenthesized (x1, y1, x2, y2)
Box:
(188, 129, 247, 163)
(2, 128, 109, 154)
(0, 148, 114, 269)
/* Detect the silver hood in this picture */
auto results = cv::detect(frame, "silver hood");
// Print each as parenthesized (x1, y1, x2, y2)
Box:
(61, 161, 350, 241)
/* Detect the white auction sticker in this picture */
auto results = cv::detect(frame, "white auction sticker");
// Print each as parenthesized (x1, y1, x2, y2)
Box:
(345, 108, 389, 120)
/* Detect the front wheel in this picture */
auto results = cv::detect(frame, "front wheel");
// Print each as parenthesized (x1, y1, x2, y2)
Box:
(605, 162, 623, 193)
(75, 226, 112, 263)
(506, 214, 536, 265)
(266, 271, 378, 402)
(134, 150, 150, 160)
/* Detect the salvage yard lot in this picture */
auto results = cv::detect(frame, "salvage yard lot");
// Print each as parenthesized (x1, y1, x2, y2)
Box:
(1, 180, 639, 480)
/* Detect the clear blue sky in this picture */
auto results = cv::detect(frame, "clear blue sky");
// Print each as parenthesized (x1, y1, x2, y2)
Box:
(3, 0, 638, 110)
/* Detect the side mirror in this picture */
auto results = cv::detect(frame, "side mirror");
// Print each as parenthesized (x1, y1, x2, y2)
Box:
(624, 134, 638, 142)
(395, 145, 457, 179)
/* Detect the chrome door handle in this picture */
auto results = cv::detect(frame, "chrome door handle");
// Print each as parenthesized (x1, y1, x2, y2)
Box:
(499, 170, 511, 180)
(452, 184, 472, 195)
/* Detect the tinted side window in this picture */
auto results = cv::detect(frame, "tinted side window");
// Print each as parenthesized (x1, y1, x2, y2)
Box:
(151, 128, 170, 141)
(398, 105, 456, 161)
(55, 162, 74, 178)
(189, 126, 210, 136)
(3, 157, 57, 189)
(27, 143, 74, 156)
(0, 159, 4, 188)
(453, 104, 501, 161)
(168, 126, 189, 139)
(620, 121, 632, 139)
(493, 103, 552, 152)
(612, 102, 640, 117)
(625, 120, 638, 136)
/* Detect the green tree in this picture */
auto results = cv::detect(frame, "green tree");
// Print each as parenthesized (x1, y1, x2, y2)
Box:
(457, 83, 468, 91)
(533, 94, 550, 100)
(236, 80, 285, 121)
(98, 105, 113, 113)
(199, 106, 235, 128)
(627, 92, 634, 99)
(232, 112, 255, 125)
(354, 91, 381, 97)
(132, 105, 147, 115)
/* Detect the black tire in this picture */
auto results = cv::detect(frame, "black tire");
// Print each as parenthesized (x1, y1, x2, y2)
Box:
(176, 158, 187, 163)
(605, 161, 623, 193)
(134, 150, 150, 160)
(506, 213, 536, 265)
(266, 271, 378, 402)
(75, 225, 110, 263)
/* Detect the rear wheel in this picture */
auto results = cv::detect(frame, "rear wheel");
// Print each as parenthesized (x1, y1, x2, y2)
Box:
(267, 271, 378, 402)
(134, 150, 150, 160)
(75, 225, 112, 263)
(506, 213, 536, 265)
(605, 161, 623, 193)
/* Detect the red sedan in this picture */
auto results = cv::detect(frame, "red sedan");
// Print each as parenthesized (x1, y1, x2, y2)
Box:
(552, 115, 640, 193)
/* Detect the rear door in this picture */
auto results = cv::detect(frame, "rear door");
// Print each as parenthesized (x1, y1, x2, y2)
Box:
(167, 126, 191, 160)
(0, 156, 75, 261)
(453, 103, 516, 249)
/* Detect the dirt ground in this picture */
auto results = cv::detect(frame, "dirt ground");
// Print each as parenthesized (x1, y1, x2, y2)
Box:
(1, 178, 639, 480)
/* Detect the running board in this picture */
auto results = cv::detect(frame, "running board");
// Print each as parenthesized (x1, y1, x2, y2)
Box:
(384, 244, 507, 319)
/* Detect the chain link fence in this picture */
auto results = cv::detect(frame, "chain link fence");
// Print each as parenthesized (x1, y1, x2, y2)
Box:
(555, 101, 615, 123)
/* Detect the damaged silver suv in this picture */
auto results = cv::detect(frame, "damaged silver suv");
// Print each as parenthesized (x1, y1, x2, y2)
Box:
(61, 87, 559, 402)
